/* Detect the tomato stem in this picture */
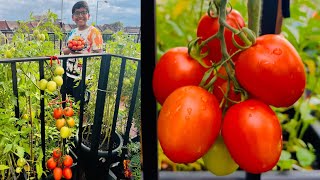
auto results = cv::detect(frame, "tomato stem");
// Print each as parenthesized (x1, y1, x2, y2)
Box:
(247, 0, 262, 36)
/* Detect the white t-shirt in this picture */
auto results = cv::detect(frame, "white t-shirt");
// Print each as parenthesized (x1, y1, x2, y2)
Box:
(65, 26, 103, 79)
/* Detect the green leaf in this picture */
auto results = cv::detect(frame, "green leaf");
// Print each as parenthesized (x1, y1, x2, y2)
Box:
(16, 146, 25, 158)
(36, 163, 43, 180)
(279, 150, 291, 160)
(277, 159, 296, 170)
(296, 147, 316, 167)
(166, 20, 184, 37)
(3, 144, 12, 154)
(0, 165, 9, 170)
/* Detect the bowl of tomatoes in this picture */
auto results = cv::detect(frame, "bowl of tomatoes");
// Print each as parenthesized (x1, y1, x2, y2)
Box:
(67, 36, 87, 52)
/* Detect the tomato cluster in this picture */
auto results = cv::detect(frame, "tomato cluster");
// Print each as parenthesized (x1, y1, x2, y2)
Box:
(53, 106, 75, 139)
(67, 36, 86, 51)
(38, 65, 65, 93)
(47, 148, 73, 180)
(153, 6, 306, 176)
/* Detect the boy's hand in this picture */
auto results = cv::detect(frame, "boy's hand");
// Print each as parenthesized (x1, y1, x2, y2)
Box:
(62, 48, 72, 55)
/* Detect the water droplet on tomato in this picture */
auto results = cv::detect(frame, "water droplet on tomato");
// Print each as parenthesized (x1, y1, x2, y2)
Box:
(201, 97, 208, 103)
(185, 116, 190, 120)
(176, 105, 182, 112)
(249, 107, 255, 110)
(273, 48, 282, 55)
(290, 74, 294, 79)
(201, 106, 206, 110)
(187, 108, 192, 115)
(165, 111, 171, 117)
(297, 67, 301, 72)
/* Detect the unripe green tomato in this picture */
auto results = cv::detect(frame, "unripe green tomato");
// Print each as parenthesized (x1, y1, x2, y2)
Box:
(46, 81, 57, 92)
(54, 66, 65, 76)
(17, 157, 27, 167)
(53, 76, 63, 87)
(38, 79, 48, 90)
(60, 126, 70, 138)
(4, 50, 12, 58)
(202, 135, 239, 176)
(16, 167, 22, 173)
(33, 29, 40, 37)
(40, 34, 46, 41)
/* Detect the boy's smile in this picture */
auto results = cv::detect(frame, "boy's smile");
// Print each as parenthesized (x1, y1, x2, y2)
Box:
(72, 8, 90, 30)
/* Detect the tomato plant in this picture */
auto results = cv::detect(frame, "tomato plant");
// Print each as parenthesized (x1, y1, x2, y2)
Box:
(197, 9, 245, 63)
(152, 47, 210, 105)
(235, 34, 306, 108)
(222, 99, 283, 174)
(212, 65, 241, 108)
(157, 85, 222, 163)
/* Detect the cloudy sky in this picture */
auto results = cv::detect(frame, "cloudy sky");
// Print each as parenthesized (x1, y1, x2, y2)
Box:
(0, 0, 140, 27)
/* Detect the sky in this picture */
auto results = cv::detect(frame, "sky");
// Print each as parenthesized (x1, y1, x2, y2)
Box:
(0, 0, 141, 27)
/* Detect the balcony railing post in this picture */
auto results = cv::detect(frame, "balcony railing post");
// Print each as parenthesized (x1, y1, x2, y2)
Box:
(10, 62, 20, 118)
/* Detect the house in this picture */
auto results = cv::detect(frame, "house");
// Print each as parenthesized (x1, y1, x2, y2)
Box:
(124, 26, 140, 34)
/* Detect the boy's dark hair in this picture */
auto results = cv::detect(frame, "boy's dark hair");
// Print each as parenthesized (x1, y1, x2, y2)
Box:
(72, 1, 90, 14)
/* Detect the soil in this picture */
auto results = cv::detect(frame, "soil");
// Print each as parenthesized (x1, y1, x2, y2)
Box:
(82, 132, 121, 151)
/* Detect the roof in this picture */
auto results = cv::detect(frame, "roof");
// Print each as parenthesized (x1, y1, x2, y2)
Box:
(0, 21, 10, 31)
(0, 20, 138, 34)
(124, 26, 140, 34)
(6, 21, 19, 31)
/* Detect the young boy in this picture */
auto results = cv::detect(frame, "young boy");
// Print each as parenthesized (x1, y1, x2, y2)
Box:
(62, 1, 103, 102)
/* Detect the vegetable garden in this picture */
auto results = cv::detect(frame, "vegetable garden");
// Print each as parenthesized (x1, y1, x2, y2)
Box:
(0, 11, 141, 180)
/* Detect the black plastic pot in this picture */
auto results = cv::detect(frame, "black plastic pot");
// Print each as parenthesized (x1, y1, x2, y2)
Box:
(74, 128, 124, 159)
(73, 125, 124, 180)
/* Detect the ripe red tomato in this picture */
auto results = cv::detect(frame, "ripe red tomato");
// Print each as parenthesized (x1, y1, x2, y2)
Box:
(63, 107, 74, 117)
(197, 9, 245, 63)
(222, 99, 282, 174)
(235, 34, 306, 107)
(63, 155, 73, 167)
(52, 148, 62, 159)
(62, 167, 72, 179)
(158, 86, 222, 163)
(53, 108, 63, 119)
(46, 157, 57, 170)
(53, 167, 62, 180)
(152, 47, 210, 105)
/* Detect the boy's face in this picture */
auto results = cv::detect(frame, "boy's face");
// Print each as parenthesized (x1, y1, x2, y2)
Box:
(72, 8, 90, 27)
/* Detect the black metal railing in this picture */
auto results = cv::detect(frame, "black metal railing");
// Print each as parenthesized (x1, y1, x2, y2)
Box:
(0, 53, 140, 180)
